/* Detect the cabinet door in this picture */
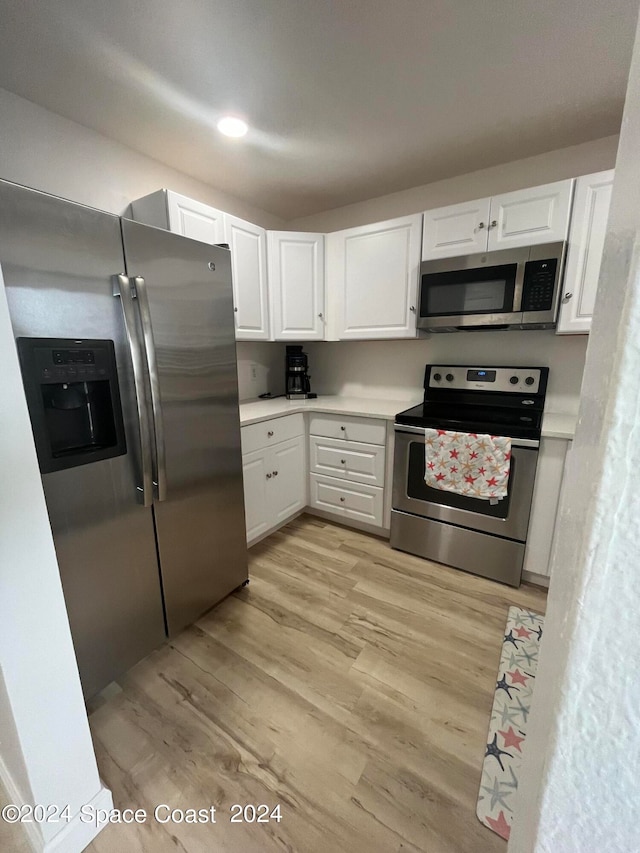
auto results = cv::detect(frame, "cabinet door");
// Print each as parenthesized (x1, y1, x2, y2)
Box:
(242, 449, 271, 543)
(268, 232, 325, 340)
(309, 435, 385, 486)
(309, 474, 384, 527)
(270, 436, 306, 525)
(422, 198, 490, 260)
(334, 214, 422, 339)
(557, 170, 614, 335)
(487, 180, 574, 250)
(166, 191, 226, 244)
(225, 215, 270, 340)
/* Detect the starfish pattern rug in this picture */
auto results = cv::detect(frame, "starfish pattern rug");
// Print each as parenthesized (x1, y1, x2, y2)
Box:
(476, 605, 544, 841)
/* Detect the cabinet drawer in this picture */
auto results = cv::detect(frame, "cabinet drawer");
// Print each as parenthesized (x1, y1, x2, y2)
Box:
(309, 474, 384, 527)
(308, 413, 386, 445)
(309, 435, 385, 486)
(241, 413, 304, 454)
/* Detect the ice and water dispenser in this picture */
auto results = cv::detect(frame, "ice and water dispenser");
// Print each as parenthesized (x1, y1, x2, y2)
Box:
(17, 338, 126, 474)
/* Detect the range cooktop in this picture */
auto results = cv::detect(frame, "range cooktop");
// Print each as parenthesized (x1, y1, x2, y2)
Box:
(395, 364, 549, 441)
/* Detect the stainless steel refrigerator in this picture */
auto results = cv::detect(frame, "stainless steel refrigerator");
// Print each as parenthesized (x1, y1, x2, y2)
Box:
(1, 179, 248, 699)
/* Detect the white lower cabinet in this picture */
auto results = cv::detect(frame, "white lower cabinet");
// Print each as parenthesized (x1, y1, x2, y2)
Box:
(309, 474, 384, 527)
(242, 449, 271, 542)
(308, 414, 387, 529)
(241, 415, 306, 544)
(309, 435, 385, 485)
(523, 437, 571, 579)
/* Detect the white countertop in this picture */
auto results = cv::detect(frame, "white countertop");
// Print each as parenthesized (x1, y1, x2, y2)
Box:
(239, 395, 578, 439)
(540, 412, 578, 440)
(239, 395, 413, 425)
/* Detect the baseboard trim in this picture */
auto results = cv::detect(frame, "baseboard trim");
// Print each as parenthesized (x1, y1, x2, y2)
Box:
(0, 754, 113, 853)
(305, 506, 390, 539)
(522, 570, 550, 589)
(0, 752, 41, 852)
(247, 510, 305, 548)
(42, 784, 113, 853)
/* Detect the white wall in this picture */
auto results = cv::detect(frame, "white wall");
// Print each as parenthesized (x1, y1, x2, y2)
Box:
(236, 341, 286, 400)
(304, 331, 588, 414)
(0, 87, 284, 228)
(286, 136, 619, 232)
(509, 10, 640, 852)
(0, 270, 111, 851)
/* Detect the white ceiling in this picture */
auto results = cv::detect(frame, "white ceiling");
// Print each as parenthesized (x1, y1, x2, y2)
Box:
(0, 0, 637, 219)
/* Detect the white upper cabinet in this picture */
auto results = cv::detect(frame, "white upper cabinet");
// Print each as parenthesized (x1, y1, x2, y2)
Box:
(422, 198, 491, 260)
(131, 190, 269, 341)
(166, 192, 226, 243)
(421, 180, 574, 261)
(131, 189, 225, 243)
(331, 214, 422, 340)
(557, 170, 614, 335)
(268, 232, 325, 340)
(487, 180, 574, 250)
(224, 215, 270, 341)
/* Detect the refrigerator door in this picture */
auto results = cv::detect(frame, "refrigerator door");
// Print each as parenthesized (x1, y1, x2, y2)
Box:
(120, 219, 248, 635)
(0, 180, 166, 699)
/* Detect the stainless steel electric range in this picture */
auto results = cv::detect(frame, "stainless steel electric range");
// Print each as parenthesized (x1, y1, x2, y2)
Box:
(390, 364, 548, 587)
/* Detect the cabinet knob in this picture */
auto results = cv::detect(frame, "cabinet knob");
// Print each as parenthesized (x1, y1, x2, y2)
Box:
(341, 459, 346, 464)
(273, 470, 278, 476)
(340, 426, 346, 431)
(266, 473, 272, 479)
(267, 430, 274, 437)
(490, 219, 497, 228)
(563, 292, 573, 303)
(318, 312, 324, 319)
(234, 307, 238, 312)
(478, 221, 485, 229)
(410, 305, 416, 313)
(340, 496, 345, 502)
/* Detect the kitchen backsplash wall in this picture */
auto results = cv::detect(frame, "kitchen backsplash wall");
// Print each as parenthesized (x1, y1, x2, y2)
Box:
(236, 341, 287, 400)
(303, 331, 589, 414)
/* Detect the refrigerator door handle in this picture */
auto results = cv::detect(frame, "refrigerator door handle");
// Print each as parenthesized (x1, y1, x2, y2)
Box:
(112, 274, 154, 507)
(133, 275, 167, 502)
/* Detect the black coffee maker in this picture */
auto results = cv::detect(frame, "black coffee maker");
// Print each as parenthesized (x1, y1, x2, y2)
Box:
(285, 346, 317, 400)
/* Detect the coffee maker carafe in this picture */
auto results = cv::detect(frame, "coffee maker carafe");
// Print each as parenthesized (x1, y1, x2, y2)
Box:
(285, 345, 316, 400)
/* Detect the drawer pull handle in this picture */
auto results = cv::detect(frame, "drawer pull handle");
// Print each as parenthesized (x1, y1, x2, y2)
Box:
(340, 496, 345, 502)
(267, 430, 274, 437)
(341, 459, 346, 464)
(340, 426, 346, 431)
(273, 470, 278, 476)
(266, 473, 272, 479)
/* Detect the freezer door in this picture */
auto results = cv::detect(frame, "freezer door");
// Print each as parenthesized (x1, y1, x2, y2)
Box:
(121, 219, 248, 635)
(0, 180, 166, 699)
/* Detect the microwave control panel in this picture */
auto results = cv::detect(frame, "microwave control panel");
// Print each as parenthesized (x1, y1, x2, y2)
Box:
(521, 259, 557, 312)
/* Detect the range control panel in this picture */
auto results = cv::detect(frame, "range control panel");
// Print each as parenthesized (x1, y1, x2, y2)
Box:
(428, 365, 543, 394)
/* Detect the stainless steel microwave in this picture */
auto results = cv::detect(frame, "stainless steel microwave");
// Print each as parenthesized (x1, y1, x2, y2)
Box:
(417, 241, 566, 332)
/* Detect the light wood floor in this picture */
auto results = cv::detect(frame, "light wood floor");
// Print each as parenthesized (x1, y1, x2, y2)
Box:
(87, 514, 546, 853)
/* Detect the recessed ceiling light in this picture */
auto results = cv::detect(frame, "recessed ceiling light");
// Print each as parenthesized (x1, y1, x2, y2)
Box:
(217, 116, 249, 138)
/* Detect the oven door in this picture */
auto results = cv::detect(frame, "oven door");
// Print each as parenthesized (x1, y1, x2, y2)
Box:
(392, 426, 538, 542)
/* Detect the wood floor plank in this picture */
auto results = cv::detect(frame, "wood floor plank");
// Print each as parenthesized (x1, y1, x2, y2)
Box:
(86, 513, 546, 852)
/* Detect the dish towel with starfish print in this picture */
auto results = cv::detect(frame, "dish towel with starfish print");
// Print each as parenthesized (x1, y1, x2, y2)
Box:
(424, 429, 511, 501)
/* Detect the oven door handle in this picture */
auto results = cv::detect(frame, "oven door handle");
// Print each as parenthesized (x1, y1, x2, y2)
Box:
(394, 423, 540, 449)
